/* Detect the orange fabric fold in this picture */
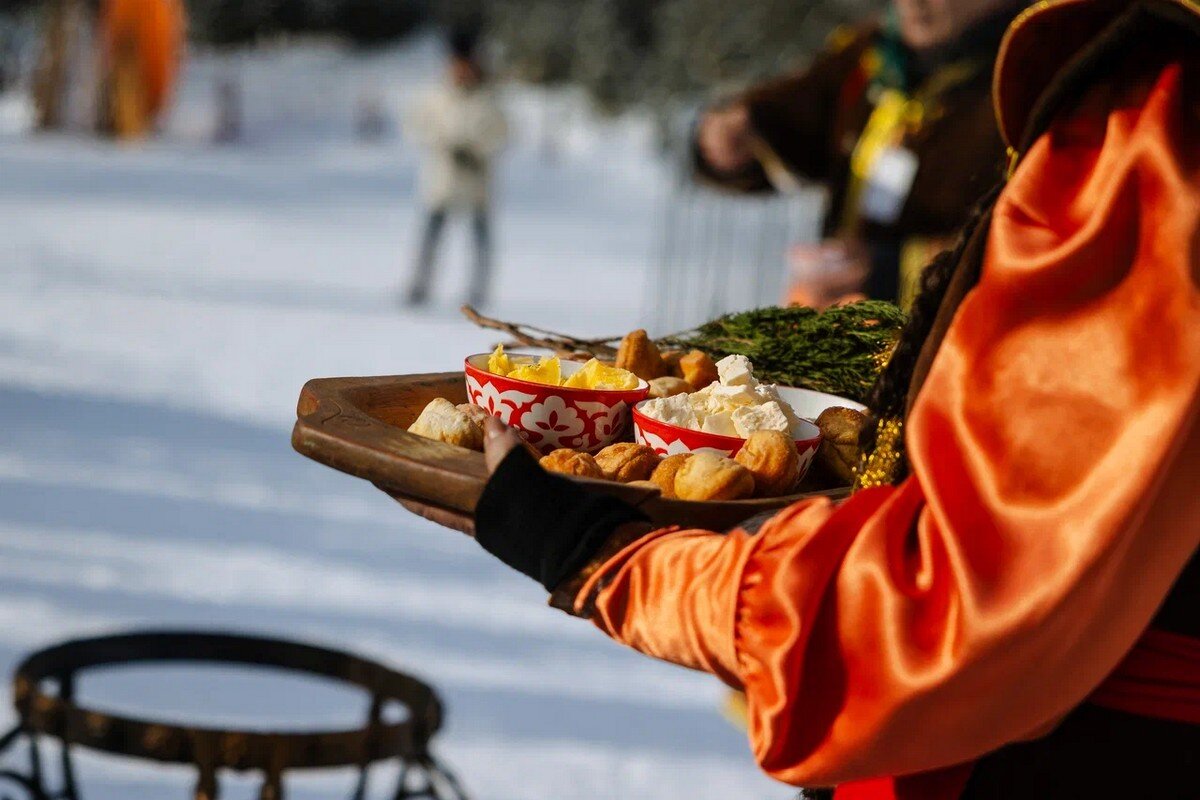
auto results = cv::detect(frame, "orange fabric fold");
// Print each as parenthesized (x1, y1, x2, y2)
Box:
(576, 54, 1200, 788)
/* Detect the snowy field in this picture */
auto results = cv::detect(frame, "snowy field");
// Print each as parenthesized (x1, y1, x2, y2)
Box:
(0, 39, 791, 800)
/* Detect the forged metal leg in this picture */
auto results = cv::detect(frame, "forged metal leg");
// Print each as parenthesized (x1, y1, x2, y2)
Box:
(393, 757, 468, 800)
(0, 726, 22, 756)
(58, 675, 78, 800)
(258, 742, 286, 800)
(258, 775, 282, 800)
(0, 768, 51, 800)
(194, 737, 219, 800)
(26, 734, 42, 796)
(0, 726, 48, 799)
(194, 766, 218, 800)
(426, 759, 469, 800)
(391, 761, 410, 800)
(352, 693, 385, 800)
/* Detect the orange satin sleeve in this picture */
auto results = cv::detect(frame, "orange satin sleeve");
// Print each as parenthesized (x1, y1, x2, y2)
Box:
(574, 58, 1200, 787)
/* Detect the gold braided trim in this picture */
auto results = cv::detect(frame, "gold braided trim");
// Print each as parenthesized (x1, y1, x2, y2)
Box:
(854, 416, 904, 490)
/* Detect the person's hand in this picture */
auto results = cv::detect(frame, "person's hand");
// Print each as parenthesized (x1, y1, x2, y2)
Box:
(482, 417, 523, 472)
(786, 239, 870, 309)
(398, 418, 525, 536)
(698, 103, 754, 175)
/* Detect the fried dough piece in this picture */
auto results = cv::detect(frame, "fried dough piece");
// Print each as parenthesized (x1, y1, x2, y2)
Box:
(674, 452, 754, 501)
(661, 350, 685, 378)
(540, 448, 605, 479)
(457, 403, 491, 428)
(594, 442, 661, 482)
(815, 406, 868, 485)
(616, 330, 667, 381)
(408, 398, 484, 451)
(735, 430, 801, 497)
(647, 376, 693, 399)
(649, 453, 691, 498)
(678, 350, 719, 390)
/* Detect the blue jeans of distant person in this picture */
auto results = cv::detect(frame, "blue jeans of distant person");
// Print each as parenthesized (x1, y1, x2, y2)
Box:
(406, 206, 491, 307)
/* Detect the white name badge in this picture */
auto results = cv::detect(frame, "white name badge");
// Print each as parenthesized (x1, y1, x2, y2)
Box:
(860, 146, 919, 224)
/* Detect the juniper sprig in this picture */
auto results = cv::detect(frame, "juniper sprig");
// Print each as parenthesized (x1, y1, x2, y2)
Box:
(658, 302, 905, 404)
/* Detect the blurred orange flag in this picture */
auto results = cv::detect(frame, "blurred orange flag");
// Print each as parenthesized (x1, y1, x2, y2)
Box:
(100, 0, 185, 137)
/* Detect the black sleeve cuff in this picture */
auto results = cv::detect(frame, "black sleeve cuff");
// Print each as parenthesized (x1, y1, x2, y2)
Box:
(474, 446, 649, 592)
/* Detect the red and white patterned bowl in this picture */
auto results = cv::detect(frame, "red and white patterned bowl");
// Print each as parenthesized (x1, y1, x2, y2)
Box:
(464, 354, 650, 455)
(633, 386, 865, 484)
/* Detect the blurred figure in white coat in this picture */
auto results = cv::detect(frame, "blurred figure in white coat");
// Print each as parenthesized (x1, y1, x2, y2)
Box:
(405, 28, 508, 308)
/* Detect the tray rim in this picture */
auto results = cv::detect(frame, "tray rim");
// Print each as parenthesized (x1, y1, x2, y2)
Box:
(293, 372, 851, 530)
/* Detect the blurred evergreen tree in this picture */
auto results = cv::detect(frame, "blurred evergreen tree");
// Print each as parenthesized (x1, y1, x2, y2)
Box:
(172, 0, 886, 107)
(486, 0, 884, 113)
(184, 0, 429, 46)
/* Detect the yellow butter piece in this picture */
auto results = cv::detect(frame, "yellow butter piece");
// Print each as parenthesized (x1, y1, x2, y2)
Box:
(508, 355, 562, 386)
(487, 344, 512, 377)
(563, 358, 639, 390)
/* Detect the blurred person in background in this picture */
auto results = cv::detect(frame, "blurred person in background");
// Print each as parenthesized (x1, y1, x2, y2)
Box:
(33, 0, 184, 138)
(405, 27, 508, 309)
(695, 0, 1027, 309)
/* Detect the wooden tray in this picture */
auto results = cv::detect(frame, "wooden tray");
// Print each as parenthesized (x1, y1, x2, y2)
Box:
(293, 372, 849, 531)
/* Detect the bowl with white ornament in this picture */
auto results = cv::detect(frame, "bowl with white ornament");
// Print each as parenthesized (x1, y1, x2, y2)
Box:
(633, 355, 863, 483)
(464, 349, 649, 455)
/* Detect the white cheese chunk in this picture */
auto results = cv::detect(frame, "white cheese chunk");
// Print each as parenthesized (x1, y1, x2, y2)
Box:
(716, 354, 756, 387)
(643, 354, 810, 439)
(687, 383, 720, 420)
(640, 394, 698, 429)
(779, 401, 808, 438)
(709, 384, 759, 409)
(731, 401, 793, 437)
(701, 411, 738, 437)
(753, 383, 782, 404)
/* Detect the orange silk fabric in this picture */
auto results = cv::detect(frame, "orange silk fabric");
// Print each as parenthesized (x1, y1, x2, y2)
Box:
(577, 56, 1200, 787)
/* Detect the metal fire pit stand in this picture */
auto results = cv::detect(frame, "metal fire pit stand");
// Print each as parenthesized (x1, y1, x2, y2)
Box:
(0, 632, 468, 800)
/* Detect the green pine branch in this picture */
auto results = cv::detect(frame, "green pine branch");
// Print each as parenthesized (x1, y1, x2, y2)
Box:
(658, 301, 904, 404)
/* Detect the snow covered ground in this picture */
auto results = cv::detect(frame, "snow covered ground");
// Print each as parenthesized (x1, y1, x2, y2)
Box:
(0, 39, 791, 800)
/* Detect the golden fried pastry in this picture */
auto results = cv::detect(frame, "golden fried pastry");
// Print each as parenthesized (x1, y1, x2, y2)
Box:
(815, 406, 868, 485)
(649, 453, 691, 498)
(678, 350, 719, 390)
(408, 397, 484, 450)
(660, 350, 685, 378)
(674, 452, 755, 502)
(457, 403, 491, 429)
(647, 376, 693, 399)
(616, 330, 667, 381)
(735, 430, 801, 497)
(594, 442, 661, 483)
(540, 448, 605, 479)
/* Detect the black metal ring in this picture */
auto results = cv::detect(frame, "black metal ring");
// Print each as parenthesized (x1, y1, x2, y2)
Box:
(11, 631, 444, 774)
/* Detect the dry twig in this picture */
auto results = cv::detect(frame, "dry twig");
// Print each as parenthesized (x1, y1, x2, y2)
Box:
(460, 305, 621, 359)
